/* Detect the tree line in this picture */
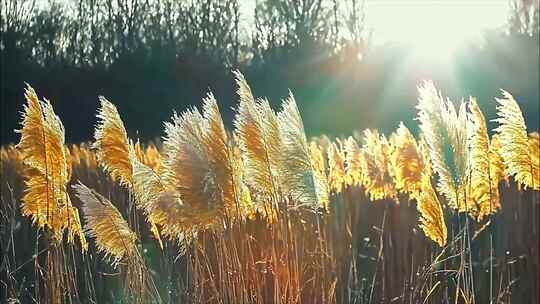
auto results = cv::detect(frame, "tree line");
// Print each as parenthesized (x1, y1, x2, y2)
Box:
(1, 0, 372, 68)
(1, 0, 538, 144)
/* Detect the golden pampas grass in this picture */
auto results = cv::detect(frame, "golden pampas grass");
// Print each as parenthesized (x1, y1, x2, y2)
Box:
(131, 155, 167, 213)
(494, 90, 538, 190)
(129, 155, 165, 248)
(362, 129, 396, 201)
(234, 71, 282, 204)
(468, 98, 500, 221)
(162, 105, 211, 208)
(416, 175, 447, 247)
(344, 136, 365, 187)
(93, 97, 133, 186)
(161, 108, 216, 235)
(73, 182, 137, 263)
(277, 93, 328, 209)
(94, 99, 165, 247)
(417, 81, 470, 213)
(16, 85, 86, 248)
(411, 130, 448, 246)
(131, 157, 195, 248)
(309, 141, 327, 181)
(389, 122, 424, 197)
(418, 136, 433, 180)
(309, 140, 329, 209)
(17, 87, 66, 230)
(201, 94, 238, 215)
(231, 144, 258, 220)
(74, 182, 161, 302)
(327, 140, 346, 194)
(160, 93, 239, 242)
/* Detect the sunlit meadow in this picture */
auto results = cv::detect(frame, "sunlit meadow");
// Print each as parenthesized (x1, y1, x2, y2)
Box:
(1, 1, 539, 304)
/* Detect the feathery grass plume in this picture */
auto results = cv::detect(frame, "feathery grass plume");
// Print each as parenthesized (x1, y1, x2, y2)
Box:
(327, 140, 346, 194)
(94, 99, 165, 247)
(417, 81, 470, 212)
(129, 155, 166, 248)
(126, 146, 163, 248)
(311, 134, 331, 171)
(151, 121, 201, 247)
(74, 182, 160, 302)
(16, 85, 86, 248)
(162, 105, 211, 208)
(233, 71, 282, 205)
(494, 90, 538, 190)
(309, 140, 330, 209)
(93, 97, 133, 186)
(130, 156, 167, 213)
(155, 191, 217, 249)
(418, 135, 433, 178)
(309, 141, 327, 175)
(131, 156, 166, 214)
(468, 98, 501, 221)
(529, 132, 540, 189)
(344, 136, 365, 187)
(130, 156, 193, 248)
(416, 174, 447, 246)
(73, 182, 137, 264)
(231, 144, 257, 220)
(201, 94, 238, 217)
(362, 129, 396, 201)
(390, 122, 424, 197)
(161, 93, 236, 239)
(16, 87, 65, 230)
(277, 93, 329, 209)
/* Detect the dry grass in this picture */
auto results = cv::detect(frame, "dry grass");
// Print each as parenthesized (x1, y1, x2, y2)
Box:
(0, 77, 538, 303)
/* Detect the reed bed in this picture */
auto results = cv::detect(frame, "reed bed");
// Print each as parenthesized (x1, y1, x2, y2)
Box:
(1, 75, 539, 303)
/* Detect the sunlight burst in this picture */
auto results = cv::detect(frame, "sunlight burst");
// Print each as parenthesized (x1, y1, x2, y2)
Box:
(367, 1, 508, 61)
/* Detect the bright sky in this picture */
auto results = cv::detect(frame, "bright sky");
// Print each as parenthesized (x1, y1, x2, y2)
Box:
(365, 0, 509, 42)
(364, 0, 510, 59)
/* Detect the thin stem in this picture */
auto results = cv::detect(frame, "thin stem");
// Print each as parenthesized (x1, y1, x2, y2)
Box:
(369, 204, 387, 304)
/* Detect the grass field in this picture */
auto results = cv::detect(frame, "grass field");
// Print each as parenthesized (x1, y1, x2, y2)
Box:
(1, 75, 538, 303)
